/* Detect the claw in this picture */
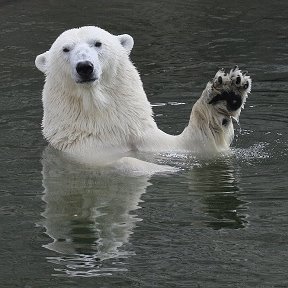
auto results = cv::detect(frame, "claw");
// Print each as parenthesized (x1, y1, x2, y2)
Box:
(232, 65, 239, 72)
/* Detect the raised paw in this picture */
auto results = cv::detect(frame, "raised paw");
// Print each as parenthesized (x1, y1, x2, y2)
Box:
(207, 66, 252, 115)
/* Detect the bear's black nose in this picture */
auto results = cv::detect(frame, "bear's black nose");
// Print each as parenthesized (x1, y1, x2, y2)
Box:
(76, 61, 94, 77)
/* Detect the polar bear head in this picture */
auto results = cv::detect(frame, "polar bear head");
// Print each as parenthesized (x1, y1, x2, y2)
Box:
(35, 26, 134, 84)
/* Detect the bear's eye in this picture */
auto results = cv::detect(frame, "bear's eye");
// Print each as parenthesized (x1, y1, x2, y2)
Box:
(94, 41, 102, 48)
(63, 47, 70, 53)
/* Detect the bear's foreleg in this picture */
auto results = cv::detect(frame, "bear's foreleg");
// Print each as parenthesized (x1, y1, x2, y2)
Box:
(181, 66, 252, 152)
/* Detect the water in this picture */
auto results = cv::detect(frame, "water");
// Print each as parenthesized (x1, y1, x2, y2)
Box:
(1, 0, 288, 287)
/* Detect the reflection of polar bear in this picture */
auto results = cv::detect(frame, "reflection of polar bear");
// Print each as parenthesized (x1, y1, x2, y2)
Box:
(41, 147, 150, 265)
(35, 26, 251, 169)
(40, 147, 248, 277)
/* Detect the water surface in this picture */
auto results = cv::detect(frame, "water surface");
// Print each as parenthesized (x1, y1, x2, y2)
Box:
(1, 0, 288, 287)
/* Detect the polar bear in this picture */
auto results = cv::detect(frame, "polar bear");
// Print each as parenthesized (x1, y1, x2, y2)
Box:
(35, 26, 251, 170)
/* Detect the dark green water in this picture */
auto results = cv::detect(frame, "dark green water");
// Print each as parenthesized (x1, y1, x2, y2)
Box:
(1, 0, 288, 287)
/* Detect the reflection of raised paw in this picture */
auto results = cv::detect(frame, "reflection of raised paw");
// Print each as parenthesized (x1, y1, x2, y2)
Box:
(208, 66, 252, 112)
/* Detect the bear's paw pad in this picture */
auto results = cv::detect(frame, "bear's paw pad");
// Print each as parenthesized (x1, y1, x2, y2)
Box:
(208, 66, 252, 112)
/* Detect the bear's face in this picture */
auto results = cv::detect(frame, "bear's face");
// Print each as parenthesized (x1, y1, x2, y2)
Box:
(35, 26, 134, 84)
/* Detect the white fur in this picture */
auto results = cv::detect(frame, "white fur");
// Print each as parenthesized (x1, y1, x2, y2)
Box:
(35, 26, 251, 169)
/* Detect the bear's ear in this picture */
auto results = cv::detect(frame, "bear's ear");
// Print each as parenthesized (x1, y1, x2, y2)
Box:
(117, 34, 134, 55)
(35, 51, 49, 73)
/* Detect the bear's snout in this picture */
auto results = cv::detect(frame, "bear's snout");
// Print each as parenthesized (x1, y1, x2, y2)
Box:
(76, 61, 95, 82)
